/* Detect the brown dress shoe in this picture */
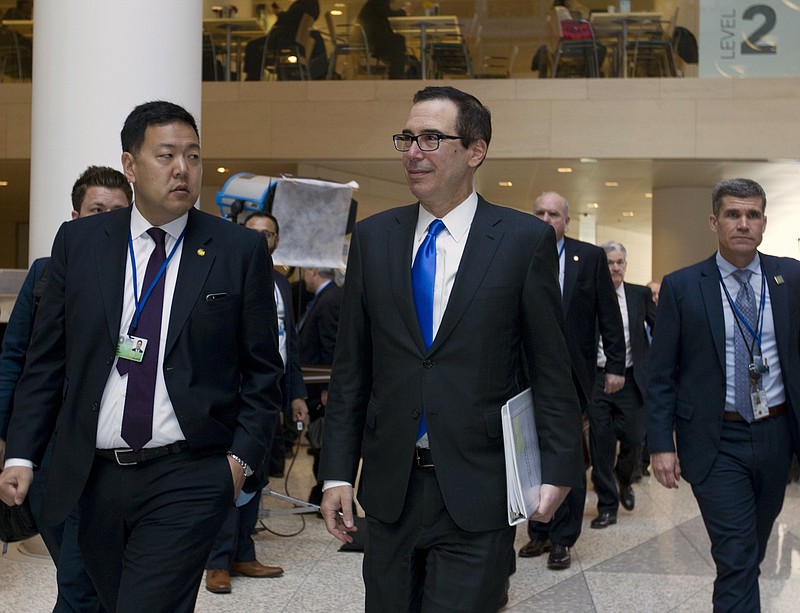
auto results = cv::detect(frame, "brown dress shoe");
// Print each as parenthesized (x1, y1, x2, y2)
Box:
(518, 538, 552, 558)
(230, 560, 284, 578)
(205, 569, 231, 594)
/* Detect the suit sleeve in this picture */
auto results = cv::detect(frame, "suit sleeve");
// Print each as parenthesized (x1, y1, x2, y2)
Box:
(522, 226, 584, 489)
(318, 225, 372, 484)
(596, 250, 625, 375)
(646, 274, 681, 453)
(230, 238, 284, 472)
(0, 259, 46, 439)
(6, 229, 70, 464)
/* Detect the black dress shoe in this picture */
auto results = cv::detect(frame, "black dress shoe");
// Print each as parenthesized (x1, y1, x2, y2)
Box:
(547, 544, 571, 570)
(620, 484, 635, 511)
(518, 538, 551, 558)
(590, 512, 617, 529)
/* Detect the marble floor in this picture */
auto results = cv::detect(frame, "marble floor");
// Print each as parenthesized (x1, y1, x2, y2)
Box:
(3, 444, 800, 612)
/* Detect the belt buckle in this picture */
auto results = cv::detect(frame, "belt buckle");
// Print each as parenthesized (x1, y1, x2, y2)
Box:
(415, 448, 434, 468)
(114, 449, 138, 466)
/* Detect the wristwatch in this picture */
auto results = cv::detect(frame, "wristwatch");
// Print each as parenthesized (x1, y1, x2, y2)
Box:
(227, 452, 254, 477)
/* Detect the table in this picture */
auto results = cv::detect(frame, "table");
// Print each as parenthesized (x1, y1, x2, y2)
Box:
(589, 12, 662, 78)
(0, 19, 33, 38)
(387, 15, 462, 79)
(203, 18, 266, 81)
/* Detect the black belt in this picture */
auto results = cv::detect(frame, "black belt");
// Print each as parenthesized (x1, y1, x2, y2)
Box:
(414, 447, 434, 469)
(95, 441, 189, 466)
(723, 402, 787, 423)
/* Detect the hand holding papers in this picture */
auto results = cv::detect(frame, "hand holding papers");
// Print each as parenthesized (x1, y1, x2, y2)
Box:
(502, 388, 542, 526)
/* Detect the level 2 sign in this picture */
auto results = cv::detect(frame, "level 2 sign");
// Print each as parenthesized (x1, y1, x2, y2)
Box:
(699, 1, 800, 77)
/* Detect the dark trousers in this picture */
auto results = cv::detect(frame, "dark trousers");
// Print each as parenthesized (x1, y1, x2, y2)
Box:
(372, 32, 407, 79)
(207, 490, 262, 569)
(364, 465, 515, 613)
(691, 416, 792, 613)
(527, 472, 586, 546)
(587, 368, 646, 513)
(29, 439, 104, 613)
(78, 451, 232, 613)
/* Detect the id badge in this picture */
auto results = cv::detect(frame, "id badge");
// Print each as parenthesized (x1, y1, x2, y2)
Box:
(751, 388, 770, 421)
(116, 335, 148, 363)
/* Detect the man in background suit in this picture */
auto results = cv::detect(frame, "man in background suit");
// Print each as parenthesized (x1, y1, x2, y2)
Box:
(319, 86, 583, 612)
(648, 178, 800, 612)
(0, 101, 283, 612)
(520, 191, 625, 570)
(298, 266, 342, 505)
(0, 165, 132, 613)
(587, 241, 655, 529)
(204, 211, 306, 594)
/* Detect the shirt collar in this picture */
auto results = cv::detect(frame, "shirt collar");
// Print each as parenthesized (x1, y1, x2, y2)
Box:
(556, 237, 565, 254)
(130, 203, 188, 241)
(315, 279, 332, 296)
(415, 190, 478, 243)
(716, 250, 761, 279)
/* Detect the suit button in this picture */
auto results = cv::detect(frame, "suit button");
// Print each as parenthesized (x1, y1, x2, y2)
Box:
(412, 408, 420, 419)
(422, 359, 433, 368)
(91, 402, 99, 412)
(106, 356, 114, 365)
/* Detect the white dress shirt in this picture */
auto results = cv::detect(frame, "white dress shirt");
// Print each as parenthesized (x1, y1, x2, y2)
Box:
(96, 204, 188, 449)
(716, 252, 784, 412)
(597, 283, 632, 369)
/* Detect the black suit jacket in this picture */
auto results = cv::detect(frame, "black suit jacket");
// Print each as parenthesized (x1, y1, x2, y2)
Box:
(274, 271, 307, 407)
(647, 253, 800, 484)
(319, 197, 583, 532)
(298, 281, 342, 368)
(562, 237, 625, 405)
(6, 206, 283, 525)
(622, 282, 656, 394)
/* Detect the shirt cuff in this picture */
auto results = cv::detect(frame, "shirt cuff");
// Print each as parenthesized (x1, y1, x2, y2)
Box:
(4, 458, 34, 470)
(322, 480, 351, 492)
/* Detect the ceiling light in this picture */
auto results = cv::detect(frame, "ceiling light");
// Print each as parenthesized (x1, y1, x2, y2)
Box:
(498, 181, 513, 187)
(622, 211, 634, 217)
(579, 158, 597, 164)
(557, 167, 572, 173)
(644, 192, 653, 198)
(216, 167, 229, 174)
(330, 9, 343, 15)
(605, 181, 619, 187)
(587, 202, 599, 209)
(0, 180, 8, 187)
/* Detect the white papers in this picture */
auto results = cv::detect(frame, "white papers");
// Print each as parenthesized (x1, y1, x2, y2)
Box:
(501, 388, 542, 526)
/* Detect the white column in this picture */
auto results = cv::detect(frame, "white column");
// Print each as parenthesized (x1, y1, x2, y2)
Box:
(28, 0, 202, 262)
(577, 212, 596, 244)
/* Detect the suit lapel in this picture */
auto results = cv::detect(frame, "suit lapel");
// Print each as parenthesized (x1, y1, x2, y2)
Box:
(165, 209, 215, 355)
(762, 254, 791, 369)
(388, 205, 427, 353)
(430, 198, 502, 353)
(97, 208, 131, 344)
(699, 256, 726, 371)
(562, 237, 578, 312)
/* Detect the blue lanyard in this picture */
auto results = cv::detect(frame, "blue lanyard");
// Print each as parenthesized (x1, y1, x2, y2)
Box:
(558, 241, 565, 260)
(717, 266, 766, 356)
(127, 228, 185, 332)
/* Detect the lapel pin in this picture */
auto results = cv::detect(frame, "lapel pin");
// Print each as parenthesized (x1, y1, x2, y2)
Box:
(573, 255, 579, 262)
(197, 248, 206, 257)
(774, 275, 784, 285)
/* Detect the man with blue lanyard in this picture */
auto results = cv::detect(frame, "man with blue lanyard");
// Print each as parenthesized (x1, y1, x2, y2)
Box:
(648, 178, 800, 612)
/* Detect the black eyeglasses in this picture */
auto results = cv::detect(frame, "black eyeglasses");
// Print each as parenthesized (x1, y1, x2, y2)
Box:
(257, 230, 278, 240)
(392, 133, 465, 152)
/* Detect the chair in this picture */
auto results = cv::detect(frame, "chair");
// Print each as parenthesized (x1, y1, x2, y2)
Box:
(474, 45, 518, 79)
(548, 7, 601, 78)
(427, 27, 473, 79)
(259, 12, 314, 80)
(627, 9, 679, 77)
(324, 11, 374, 80)
(0, 26, 32, 82)
(202, 31, 222, 81)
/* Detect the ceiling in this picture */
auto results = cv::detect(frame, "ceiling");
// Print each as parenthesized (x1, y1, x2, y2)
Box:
(4, 157, 800, 239)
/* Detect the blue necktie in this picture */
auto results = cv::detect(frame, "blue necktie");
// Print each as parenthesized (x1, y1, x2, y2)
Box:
(119, 228, 166, 450)
(733, 268, 755, 422)
(412, 219, 446, 442)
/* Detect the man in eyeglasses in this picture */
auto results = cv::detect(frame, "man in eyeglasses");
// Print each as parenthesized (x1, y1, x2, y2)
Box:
(318, 86, 582, 612)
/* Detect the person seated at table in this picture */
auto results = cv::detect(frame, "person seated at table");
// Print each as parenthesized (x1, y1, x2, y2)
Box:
(2, 0, 33, 20)
(545, 0, 606, 77)
(244, 0, 329, 80)
(357, 0, 411, 80)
